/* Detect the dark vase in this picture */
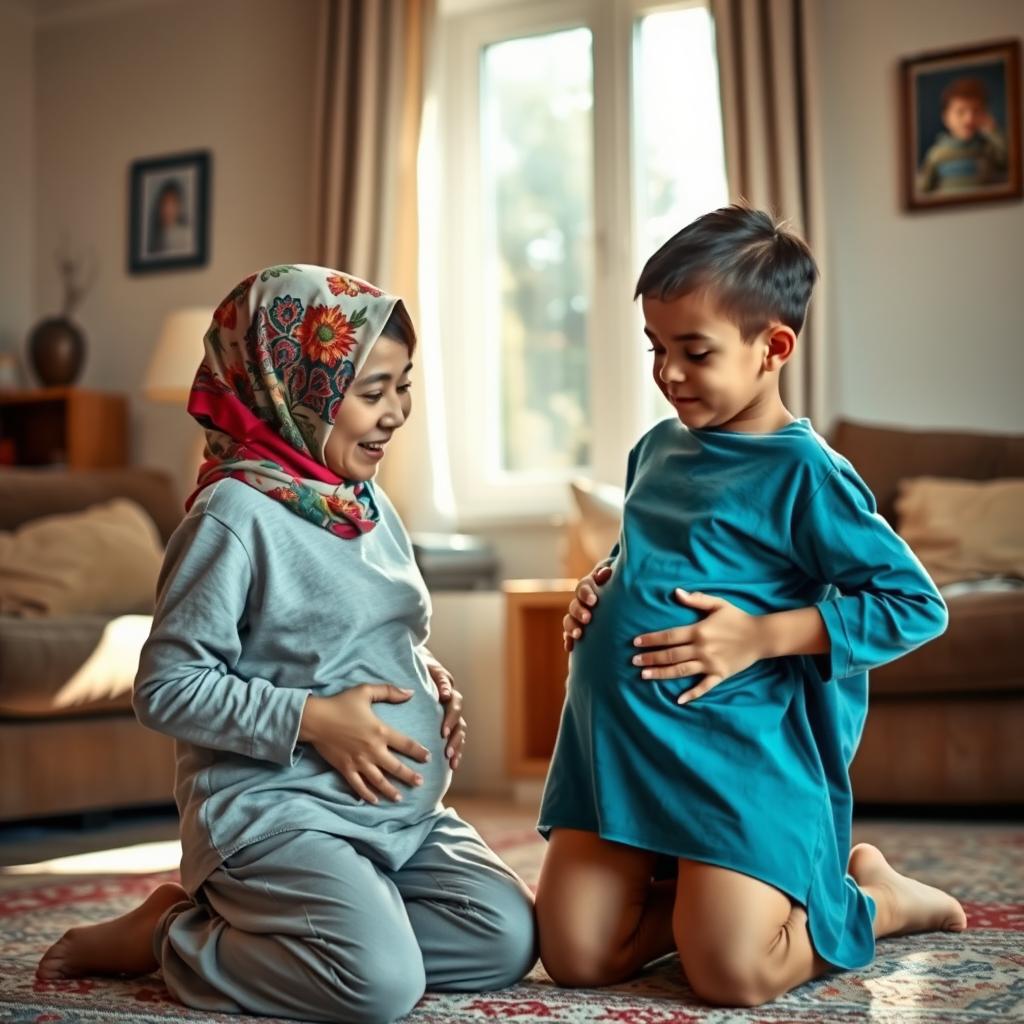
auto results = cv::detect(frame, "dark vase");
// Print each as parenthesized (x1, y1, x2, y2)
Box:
(28, 317, 87, 387)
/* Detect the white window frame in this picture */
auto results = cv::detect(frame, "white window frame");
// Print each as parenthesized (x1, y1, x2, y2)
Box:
(436, 0, 717, 525)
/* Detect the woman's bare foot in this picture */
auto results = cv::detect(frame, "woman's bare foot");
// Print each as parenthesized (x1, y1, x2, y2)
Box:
(37, 882, 188, 980)
(849, 843, 967, 938)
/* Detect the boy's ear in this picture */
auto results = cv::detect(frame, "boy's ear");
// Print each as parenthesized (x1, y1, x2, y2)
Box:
(762, 324, 796, 372)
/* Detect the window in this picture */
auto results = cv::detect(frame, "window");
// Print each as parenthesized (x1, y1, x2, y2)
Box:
(634, 4, 729, 422)
(482, 28, 594, 473)
(436, 0, 729, 521)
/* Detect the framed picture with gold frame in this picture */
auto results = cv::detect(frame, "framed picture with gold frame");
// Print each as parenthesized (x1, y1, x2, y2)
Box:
(901, 39, 1021, 211)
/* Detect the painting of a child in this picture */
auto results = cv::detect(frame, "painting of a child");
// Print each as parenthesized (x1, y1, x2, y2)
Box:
(903, 40, 1021, 210)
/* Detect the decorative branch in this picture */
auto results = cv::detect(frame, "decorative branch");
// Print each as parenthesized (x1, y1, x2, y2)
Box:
(55, 237, 98, 318)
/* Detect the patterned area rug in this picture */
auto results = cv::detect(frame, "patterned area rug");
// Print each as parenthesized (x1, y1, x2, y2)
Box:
(1, 817, 1021, 1023)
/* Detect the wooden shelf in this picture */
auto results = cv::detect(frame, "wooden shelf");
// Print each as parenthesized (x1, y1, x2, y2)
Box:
(504, 579, 577, 778)
(0, 388, 128, 468)
(0, 387, 86, 404)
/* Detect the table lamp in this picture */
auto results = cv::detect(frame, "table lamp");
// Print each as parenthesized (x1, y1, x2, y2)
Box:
(144, 308, 212, 477)
(144, 308, 211, 402)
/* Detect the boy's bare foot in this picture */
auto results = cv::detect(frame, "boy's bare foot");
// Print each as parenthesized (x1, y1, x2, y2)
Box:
(36, 882, 188, 980)
(849, 843, 967, 938)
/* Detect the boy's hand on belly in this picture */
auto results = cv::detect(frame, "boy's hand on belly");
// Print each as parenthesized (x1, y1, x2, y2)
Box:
(563, 563, 613, 651)
(299, 686, 432, 803)
(632, 590, 766, 704)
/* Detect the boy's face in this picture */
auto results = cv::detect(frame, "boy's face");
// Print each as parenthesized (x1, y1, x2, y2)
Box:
(942, 97, 985, 140)
(641, 290, 776, 431)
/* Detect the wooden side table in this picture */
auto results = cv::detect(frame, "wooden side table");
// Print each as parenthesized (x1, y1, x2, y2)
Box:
(0, 388, 128, 468)
(503, 578, 576, 778)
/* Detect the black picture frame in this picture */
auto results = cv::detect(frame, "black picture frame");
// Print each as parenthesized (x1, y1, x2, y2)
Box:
(128, 150, 211, 273)
(901, 39, 1022, 211)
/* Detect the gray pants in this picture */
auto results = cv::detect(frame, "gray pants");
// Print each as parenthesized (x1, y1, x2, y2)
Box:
(155, 813, 537, 1023)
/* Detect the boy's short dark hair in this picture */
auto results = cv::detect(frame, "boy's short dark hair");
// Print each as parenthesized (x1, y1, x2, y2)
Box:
(634, 205, 819, 340)
(941, 76, 988, 112)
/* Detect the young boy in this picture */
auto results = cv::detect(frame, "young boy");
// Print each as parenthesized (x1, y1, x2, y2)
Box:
(536, 205, 965, 1008)
(917, 76, 1009, 194)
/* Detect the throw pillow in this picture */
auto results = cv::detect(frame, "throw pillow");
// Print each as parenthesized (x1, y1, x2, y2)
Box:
(565, 479, 624, 580)
(0, 498, 164, 616)
(895, 476, 1024, 586)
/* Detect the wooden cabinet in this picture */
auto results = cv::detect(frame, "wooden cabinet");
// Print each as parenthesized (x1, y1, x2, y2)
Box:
(0, 388, 128, 468)
(503, 578, 576, 777)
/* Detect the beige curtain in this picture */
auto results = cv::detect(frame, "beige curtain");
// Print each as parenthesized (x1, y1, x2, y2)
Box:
(312, 0, 454, 529)
(711, 0, 828, 423)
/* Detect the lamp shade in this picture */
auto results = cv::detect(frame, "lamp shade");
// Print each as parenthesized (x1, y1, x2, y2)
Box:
(144, 308, 213, 402)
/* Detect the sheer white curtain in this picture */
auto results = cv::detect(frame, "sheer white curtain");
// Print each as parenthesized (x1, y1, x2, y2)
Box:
(712, 0, 828, 423)
(312, 0, 454, 530)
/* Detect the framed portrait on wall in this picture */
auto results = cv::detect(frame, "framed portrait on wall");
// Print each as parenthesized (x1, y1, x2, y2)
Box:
(128, 150, 211, 272)
(901, 39, 1021, 211)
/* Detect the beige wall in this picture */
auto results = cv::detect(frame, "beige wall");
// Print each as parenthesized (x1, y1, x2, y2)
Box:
(820, 0, 1024, 434)
(12, 0, 1024, 495)
(33, 0, 322, 495)
(0, 0, 34, 369)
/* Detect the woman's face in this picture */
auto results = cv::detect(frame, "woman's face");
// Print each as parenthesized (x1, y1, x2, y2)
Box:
(323, 336, 412, 481)
(159, 189, 182, 226)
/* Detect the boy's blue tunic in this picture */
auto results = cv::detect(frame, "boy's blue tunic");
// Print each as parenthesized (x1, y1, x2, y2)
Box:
(538, 417, 947, 969)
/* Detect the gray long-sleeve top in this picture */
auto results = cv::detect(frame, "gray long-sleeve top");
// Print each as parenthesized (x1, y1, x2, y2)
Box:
(133, 478, 451, 892)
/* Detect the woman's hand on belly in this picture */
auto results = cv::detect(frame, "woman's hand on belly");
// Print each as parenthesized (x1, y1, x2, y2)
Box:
(631, 589, 767, 704)
(299, 685, 432, 804)
(420, 650, 468, 770)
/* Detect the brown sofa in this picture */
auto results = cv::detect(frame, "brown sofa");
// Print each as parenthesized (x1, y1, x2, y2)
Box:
(0, 468, 181, 822)
(830, 419, 1024, 806)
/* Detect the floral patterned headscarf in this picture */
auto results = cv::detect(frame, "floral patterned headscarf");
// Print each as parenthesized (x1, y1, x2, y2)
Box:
(185, 264, 402, 539)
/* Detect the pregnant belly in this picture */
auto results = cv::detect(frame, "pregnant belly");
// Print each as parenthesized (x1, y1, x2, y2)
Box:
(570, 563, 703, 695)
(367, 689, 452, 813)
(568, 562, 773, 710)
